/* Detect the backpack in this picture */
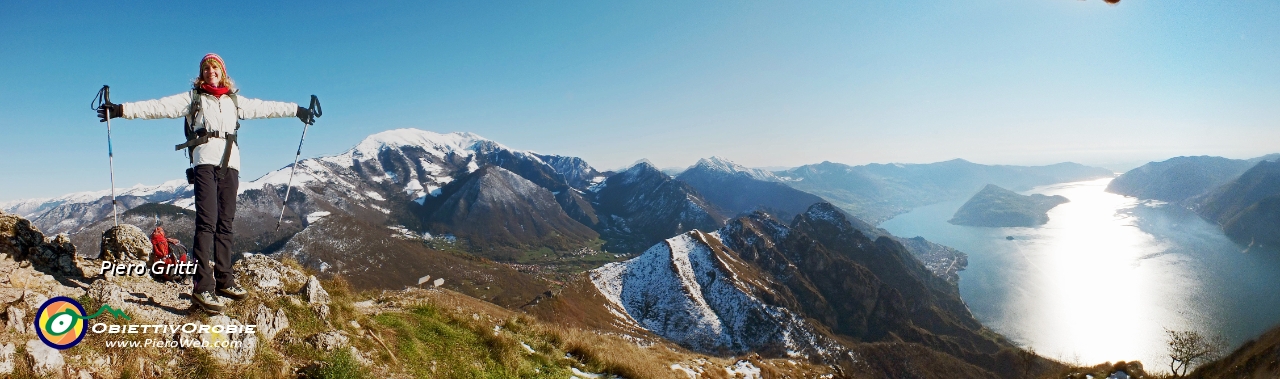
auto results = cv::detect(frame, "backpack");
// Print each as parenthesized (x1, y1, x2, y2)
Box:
(148, 226, 192, 282)
(174, 89, 241, 179)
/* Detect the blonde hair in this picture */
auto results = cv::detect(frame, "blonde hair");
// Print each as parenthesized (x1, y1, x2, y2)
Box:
(193, 59, 236, 91)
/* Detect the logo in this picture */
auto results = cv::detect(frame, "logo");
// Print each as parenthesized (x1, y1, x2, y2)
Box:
(34, 297, 130, 350)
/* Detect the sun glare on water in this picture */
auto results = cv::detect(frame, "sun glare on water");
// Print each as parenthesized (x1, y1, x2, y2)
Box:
(879, 177, 1280, 371)
(1016, 179, 1185, 365)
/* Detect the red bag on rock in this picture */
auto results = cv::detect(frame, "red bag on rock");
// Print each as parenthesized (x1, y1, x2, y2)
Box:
(148, 227, 191, 282)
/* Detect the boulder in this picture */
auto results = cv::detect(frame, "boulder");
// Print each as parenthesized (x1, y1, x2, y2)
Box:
(0, 215, 44, 260)
(0, 288, 23, 304)
(0, 343, 13, 374)
(254, 304, 290, 341)
(6, 307, 25, 334)
(12, 219, 44, 255)
(87, 280, 128, 308)
(303, 275, 331, 318)
(183, 315, 258, 367)
(307, 331, 349, 351)
(0, 214, 18, 257)
(25, 339, 64, 376)
(349, 346, 372, 366)
(22, 291, 48, 314)
(304, 275, 330, 304)
(29, 233, 80, 276)
(100, 224, 151, 261)
(235, 254, 307, 295)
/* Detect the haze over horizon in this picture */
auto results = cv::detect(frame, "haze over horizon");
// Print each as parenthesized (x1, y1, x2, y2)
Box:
(3, 1, 1278, 201)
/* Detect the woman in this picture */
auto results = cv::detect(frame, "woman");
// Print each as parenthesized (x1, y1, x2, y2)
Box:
(97, 53, 314, 314)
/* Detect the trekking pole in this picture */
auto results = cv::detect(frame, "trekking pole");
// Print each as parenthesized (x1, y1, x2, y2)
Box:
(92, 85, 120, 227)
(276, 95, 322, 231)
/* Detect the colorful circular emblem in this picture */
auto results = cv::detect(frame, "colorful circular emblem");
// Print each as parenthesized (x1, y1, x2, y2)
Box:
(34, 297, 87, 350)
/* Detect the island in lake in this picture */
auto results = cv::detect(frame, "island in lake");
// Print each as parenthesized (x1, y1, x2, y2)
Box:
(949, 184, 1070, 227)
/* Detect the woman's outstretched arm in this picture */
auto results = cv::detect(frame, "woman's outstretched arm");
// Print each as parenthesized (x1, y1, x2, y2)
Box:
(123, 92, 194, 120)
(236, 97, 298, 119)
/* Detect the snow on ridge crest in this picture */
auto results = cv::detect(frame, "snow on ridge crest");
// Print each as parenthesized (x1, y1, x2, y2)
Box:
(3, 179, 193, 218)
(590, 230, 818, 354)
(692, 156, 778, 182)
(347, 129, 499, 161)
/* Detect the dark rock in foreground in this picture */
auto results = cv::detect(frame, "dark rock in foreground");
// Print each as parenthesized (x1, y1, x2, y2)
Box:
(949, 184, 1069, 227)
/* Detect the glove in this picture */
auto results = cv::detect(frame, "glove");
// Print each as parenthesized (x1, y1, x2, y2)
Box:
(97, 103, 123, 122)
(296, 106, 314, 125)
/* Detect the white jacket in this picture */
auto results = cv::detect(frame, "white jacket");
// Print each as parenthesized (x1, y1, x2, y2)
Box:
(122, 91, 297, 171)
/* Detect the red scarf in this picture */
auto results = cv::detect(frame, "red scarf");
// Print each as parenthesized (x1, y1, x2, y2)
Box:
(200, 83, 231, 97)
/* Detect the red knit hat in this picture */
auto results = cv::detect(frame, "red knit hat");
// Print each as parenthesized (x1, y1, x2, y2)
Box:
(201, 53, 226, 71)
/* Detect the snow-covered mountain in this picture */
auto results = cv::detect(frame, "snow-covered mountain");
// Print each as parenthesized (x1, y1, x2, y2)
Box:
(591, 230, 836, 358)
(38, 129, 604, 258)
(676, 156, 824, 222)
(684, 156, 780, 182)
(590, 203, 1015, 373)
(2, 180, 192, 234)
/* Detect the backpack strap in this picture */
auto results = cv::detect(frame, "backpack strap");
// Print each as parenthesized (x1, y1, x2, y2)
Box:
(175, 90, 205, 161)
(227, 93, 241, 120)
(218, 92, 242, 175)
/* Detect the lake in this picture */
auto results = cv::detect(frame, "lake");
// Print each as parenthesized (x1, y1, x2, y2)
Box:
(880, 178, 1280, 370)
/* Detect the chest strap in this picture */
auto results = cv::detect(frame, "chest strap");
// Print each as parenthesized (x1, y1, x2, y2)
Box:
(174, 130, 235, 151)
(174, 131, 238, 171)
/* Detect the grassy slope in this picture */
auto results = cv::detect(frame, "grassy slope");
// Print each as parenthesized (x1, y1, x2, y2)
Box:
(0, 265, 836, 379)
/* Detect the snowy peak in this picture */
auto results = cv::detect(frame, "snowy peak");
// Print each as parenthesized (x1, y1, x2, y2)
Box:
(536, 154, 604, 189)
(689, 156, 778, 182)
(614, 161, 670, 186)
(347, 129, 493, 161)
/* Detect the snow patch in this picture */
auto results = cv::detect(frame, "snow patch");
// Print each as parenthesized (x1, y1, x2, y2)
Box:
(725, 360, 762, 378)
(404, 180, 424, 195)
(305, 211, 331, 223)
(171, 197, 196, 211)
(670, 364, 698, 379)
(570, 367, 602, 379)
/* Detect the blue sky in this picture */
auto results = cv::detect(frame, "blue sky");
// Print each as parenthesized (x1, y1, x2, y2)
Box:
(2, 1, 1278, 201)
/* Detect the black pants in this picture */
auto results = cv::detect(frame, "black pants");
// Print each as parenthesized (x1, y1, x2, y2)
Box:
(192, 165, 239, 294)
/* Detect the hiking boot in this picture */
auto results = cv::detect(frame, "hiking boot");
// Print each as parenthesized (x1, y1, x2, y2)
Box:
(192, 291, 224, 314)
(218, 285, 248, 300)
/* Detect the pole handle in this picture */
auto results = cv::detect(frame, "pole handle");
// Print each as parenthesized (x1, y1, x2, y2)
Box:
(308, 95, 322, 118)
(91, 85, 112, 109)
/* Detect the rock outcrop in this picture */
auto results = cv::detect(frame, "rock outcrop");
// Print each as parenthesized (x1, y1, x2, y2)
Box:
(305, 275, 332, 319)
(99, 224, 151, 260)
(25, 339, 63, 375)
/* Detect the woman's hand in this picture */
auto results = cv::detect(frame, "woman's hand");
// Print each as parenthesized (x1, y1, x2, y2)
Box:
(97, 103, 123, 122)
(296, 106, 315, 125)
